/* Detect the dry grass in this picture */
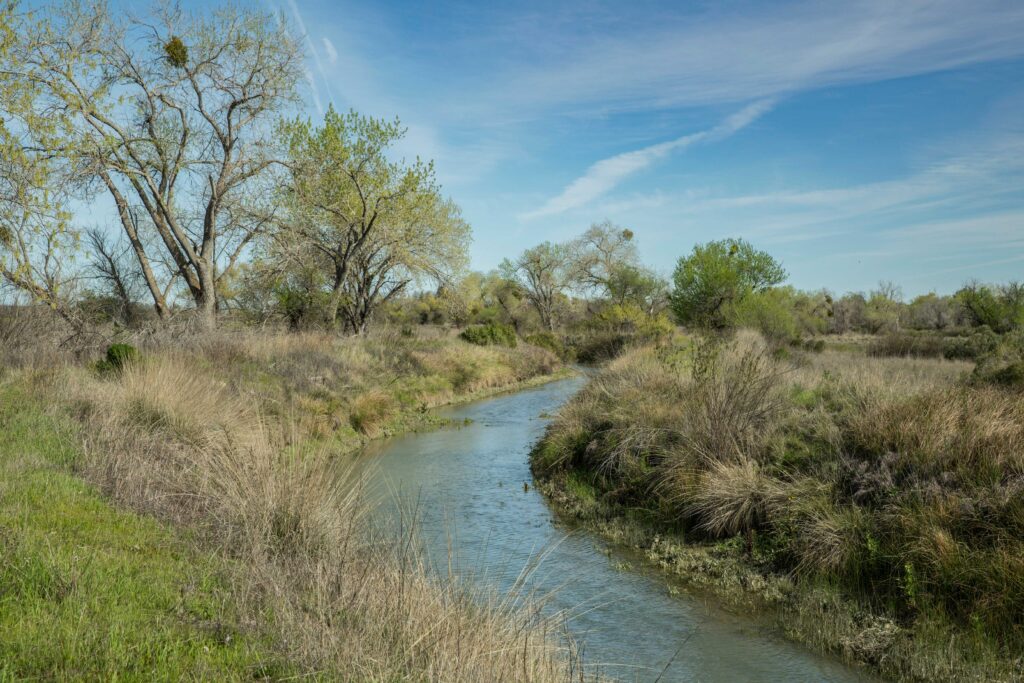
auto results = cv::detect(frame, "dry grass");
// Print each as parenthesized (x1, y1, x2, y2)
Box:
(792, 348, 971, 395)
(37, 352, 584, 681)
(534, 327, 1024, 679)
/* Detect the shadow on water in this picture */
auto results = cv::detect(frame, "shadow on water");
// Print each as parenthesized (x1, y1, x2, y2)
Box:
(359, 376, 872, 682)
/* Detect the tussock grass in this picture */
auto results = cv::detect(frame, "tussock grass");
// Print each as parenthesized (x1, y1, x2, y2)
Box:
(533, 328, 1024, 681)
(123, 327, 563, 448)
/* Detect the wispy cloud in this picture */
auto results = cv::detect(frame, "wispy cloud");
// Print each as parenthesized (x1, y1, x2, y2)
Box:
(521, 99, 775, 219)
(282, 0, 333, 115)
(322, 37, 338, 65)
(473, 1, 1024, 119)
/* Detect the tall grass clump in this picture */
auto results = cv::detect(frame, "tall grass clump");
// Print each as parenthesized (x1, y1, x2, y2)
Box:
(48, 351, 581, 681)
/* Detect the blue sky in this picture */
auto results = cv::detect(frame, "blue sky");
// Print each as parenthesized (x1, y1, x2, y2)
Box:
(36, 0, 981, 296)
(264, 0, 1024, 296)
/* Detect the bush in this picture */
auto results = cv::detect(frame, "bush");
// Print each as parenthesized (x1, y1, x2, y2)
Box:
(867, 334, 946, 359)
(972, 331, 1024, 388)
(568, 303, 674, 363)
(729, 289, 800, 344)
(459, 323, 517, 348)
(97, 343, 140, 374)
(525, 332, 570, 360)
(942, 327, 999, 361)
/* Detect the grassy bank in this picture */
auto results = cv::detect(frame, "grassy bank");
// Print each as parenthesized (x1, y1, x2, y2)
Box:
(1, 330, 581, 680)
(532, 332, 1023, 682)
(0, 385, 291, 679)
(136, 327, 568, 446)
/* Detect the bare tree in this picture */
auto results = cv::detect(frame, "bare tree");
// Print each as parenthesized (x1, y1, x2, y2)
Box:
(571, 220, 639, 296)
(500, 242, 575, 331)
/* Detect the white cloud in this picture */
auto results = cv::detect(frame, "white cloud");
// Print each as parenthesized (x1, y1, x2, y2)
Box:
(521, 99, 775, 219)
(322, 37, 338, 65)
(283, 0, 333, 114)
(459, 1, 1024, 120)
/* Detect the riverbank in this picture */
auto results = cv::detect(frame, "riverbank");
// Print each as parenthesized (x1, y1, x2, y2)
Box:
(531, 332, 1023, 682)
(0, 330, 580, 680)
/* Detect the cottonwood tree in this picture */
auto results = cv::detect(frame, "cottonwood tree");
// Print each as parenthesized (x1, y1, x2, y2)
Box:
(500, 241, 575, 331)
(571, 221, 638, 294)
(0, 140, 79, 321)
(337, 196, 469, 334)
(277, 107, 468, 332)
(1, 2, 79, 325)
(3, 2, 303, 328)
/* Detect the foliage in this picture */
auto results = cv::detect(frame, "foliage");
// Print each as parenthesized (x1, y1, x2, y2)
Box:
(942, 327, 999, 360)
(955, 282, 1024, 334)
(971, 331, 1024, 388)
(0, 73, 78, 321)
(525, 332, 570, 359)
(728, 288, 800, 344)
(102, 343, 140, 372)
(460, 322, 518, 348)
(670, 238, 787, 329)
(569, 302, 674, 362)
(273, 107, 469, 333)
(3, 2, 304, 327)
(163, 35, 187, 67)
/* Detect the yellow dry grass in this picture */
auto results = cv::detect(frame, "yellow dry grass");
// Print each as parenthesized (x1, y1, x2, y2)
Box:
(33, 347, 582, 681)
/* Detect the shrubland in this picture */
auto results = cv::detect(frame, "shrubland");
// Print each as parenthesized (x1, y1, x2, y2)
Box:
(533, 330, 1024, 681)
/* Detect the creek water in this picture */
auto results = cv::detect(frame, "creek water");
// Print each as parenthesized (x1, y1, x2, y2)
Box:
(360, 375, 871, 682)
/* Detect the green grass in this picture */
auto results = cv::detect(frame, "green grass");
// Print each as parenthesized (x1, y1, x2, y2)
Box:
(0, 384, 290, 681)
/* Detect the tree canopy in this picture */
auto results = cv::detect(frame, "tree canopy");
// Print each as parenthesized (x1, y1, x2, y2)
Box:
(264, 107, 469, 333)
(670, 238, 786, 329)
(2, 1, 303, 327)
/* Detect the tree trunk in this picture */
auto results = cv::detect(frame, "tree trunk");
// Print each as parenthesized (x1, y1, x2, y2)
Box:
(195, 260, 218, 330)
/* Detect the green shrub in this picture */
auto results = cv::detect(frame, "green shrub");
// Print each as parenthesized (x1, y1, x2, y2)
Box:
(942, 327, 999, 361)
(972, 331, 1024, 388)
(96, 343, 140, 374)
(459, 323, 517, 348)
(729, 289, 801, 344)
(525, 332, 570, 360)
(568, 303, 674, 363)
(867, 333, 946, 359)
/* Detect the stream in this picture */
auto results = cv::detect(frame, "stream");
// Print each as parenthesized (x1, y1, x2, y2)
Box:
(360, 376, 871, 682)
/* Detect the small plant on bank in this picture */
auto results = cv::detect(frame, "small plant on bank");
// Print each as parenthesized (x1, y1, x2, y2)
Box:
(459, 323, 517, 347)
(96, 343, 140, 374)
(525, 332, 570, 359)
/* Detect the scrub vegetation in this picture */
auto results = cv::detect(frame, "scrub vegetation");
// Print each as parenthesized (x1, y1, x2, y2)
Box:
(533, 331, 1024, 681)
